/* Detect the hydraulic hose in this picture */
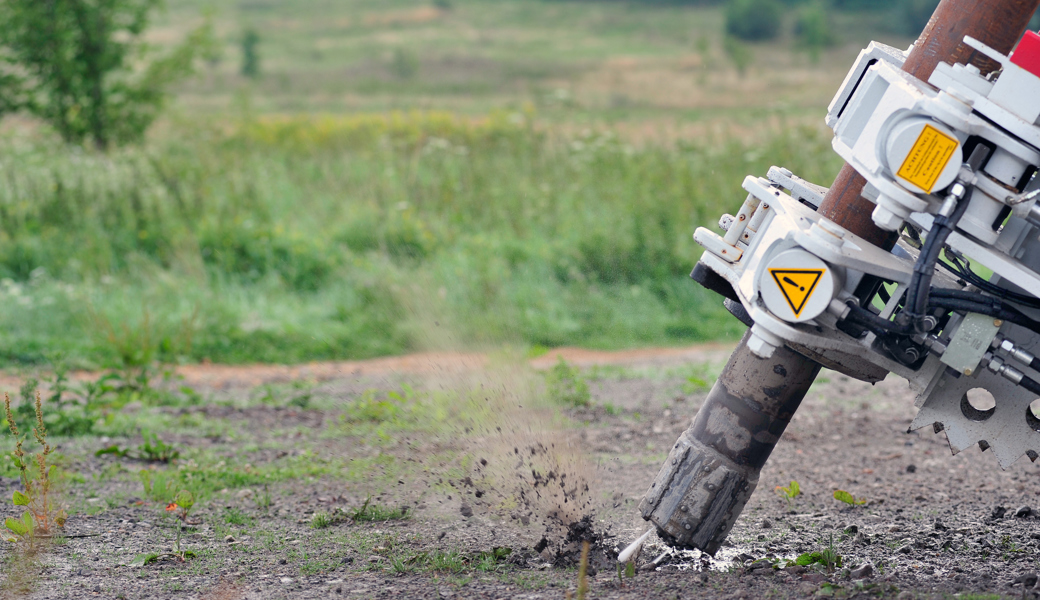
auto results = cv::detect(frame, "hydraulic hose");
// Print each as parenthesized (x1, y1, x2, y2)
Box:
(905, 187, 973, 330)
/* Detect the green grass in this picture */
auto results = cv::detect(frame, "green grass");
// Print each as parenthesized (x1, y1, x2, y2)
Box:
(0, 0, 891, 368)
(0, 114, 840, 367)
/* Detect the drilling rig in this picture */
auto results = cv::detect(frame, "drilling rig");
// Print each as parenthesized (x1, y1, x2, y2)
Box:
(637, 0, 1040, 556)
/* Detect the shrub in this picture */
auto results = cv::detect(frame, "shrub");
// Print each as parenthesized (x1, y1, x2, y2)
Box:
(545, 358, 590, 408)
(795, 2, 836, 57)
(725, 0, 783, 42)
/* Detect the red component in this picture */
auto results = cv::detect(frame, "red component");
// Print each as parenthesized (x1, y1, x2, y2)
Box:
(1011, 31, 1040, 77)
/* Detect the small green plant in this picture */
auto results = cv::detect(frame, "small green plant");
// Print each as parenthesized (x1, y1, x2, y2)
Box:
(132, 489, 196, 565)
(545, 358, 591, 407)
(136, 432, 180, 463)
(347, 389, 407, 423)
(3, 392, 66, 544)
(97, 432, 179, 463)
(351, 497, 409, 522)
(787, 548, 842, 573)
(15, 372, 96, 438)
(223, 507, 251, 526)
(775, 480, 801, 506)
(311, 511, 332, 529)
(255, 486, 273, 511)
(474, 547, 511, 572)
(833, 490, 867, 506)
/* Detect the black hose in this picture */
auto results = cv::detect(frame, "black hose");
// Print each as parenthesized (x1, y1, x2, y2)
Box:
(938, 256, 1040, 309)
(1019, 374, 1040, 396)
(927, 297, 1040, 337)
(905, 188, 973, 329)
(843, 300, 911, 336)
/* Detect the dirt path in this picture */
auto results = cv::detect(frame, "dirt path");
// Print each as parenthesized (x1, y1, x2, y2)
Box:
(3, 344, 1040, 599)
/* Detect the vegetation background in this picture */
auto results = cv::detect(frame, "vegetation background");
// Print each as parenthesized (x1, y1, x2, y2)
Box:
(0, 0, 1034, 369)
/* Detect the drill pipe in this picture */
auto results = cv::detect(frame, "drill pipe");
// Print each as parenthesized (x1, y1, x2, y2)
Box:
(639, 0, 1040, 555)
(638, 330, 820, 554)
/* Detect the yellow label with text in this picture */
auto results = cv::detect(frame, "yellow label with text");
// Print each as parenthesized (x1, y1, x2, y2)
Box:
(896, 124, 959, 193)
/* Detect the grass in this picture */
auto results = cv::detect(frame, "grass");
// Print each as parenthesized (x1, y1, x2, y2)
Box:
(0, 0, 898, 369)
(0, 114, 840, 368)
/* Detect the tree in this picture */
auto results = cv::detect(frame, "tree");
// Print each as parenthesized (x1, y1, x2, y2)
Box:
(725, 0, 783, 42)
(241, 28, 260, 79)
(0, 0, 211, 149)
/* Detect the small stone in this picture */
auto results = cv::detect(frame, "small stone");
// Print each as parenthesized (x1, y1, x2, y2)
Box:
(1013, 572, 1039, 587)
(224, 535, 235, 543)
(896, 592, 913, 600)
(459, 504, 473, 518)
(368, 556, 381, 563)
(280, 577, 293, 584)
(786, 565, 807, 575)
(906, 464, 916, 473)
(749, 559, 773, 571)
(1015, 505, 1032, 518)
(760, 520, 772, 529)
(896, 544, 912, 554)
(991, 506, 1007, 519)
(888, 525, 901, 533)
(279, 558, 288, 565)
(850, 564, 874, 579)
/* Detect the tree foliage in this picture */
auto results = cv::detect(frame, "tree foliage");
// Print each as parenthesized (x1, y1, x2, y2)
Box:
(0, 0, 211, 149)
(725, 0, 783, 42)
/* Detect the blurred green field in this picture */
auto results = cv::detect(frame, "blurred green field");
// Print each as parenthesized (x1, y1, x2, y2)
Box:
(0, 0, 904, 367)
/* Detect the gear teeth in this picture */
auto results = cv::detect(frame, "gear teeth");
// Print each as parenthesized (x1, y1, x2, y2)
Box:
(910, 377, 1040, 469)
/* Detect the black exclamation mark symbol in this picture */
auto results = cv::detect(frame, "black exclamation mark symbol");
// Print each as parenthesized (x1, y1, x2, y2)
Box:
(783, 276, 805, 292)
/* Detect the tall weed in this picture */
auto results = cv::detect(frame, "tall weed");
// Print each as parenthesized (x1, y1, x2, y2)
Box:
(0, 116, 841, 365)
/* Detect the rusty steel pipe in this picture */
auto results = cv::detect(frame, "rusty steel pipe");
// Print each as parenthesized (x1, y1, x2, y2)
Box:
(819, 0, 1040, 249)
(640, 0, 1040, 555)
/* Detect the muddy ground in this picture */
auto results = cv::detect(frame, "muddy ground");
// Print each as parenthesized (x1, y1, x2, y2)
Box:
(2, 344, 1040, 599)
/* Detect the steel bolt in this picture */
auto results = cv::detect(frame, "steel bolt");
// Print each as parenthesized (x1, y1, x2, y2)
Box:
(684, 523, 692, 531)
(707, 483, 716, 491)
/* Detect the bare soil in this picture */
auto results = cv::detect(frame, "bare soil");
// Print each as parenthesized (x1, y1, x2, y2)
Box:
(3, 344, 1040, 599)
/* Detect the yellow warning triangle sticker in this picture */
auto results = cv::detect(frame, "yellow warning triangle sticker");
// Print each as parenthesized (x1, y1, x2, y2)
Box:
(769, 269, 824, 317)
